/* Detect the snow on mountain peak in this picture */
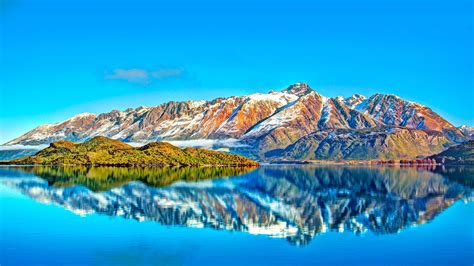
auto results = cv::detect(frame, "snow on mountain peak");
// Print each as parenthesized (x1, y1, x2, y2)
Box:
(187, 100, 207, 109)
(347, 94, 366, 101)
(70, 112, 96, 119)
(458, 125, 474, 138)
(332, 94, 366, 108)
(335, 96, 345, 102)
(282, 82, 313, 97)
(4, 82, 466, 150)
(344, 94, 367, 109)
(247, 91, 298, 105)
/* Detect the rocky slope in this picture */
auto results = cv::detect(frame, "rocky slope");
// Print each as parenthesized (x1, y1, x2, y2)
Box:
(459, 125, 474, 139)
(270, 127, 451, 161)
(429, 140, 474, 165)
(4, 83, 470, 161)
(3, 136, 258, 167)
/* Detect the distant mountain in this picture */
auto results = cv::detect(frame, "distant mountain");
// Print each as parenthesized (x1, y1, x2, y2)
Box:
(0, 149, 38, 160)
(4, 83, 470, 161)
(459, 125, 474, 138)
(4, 136, 258, 167)
(430, 140, 474, 165)
(268, 127, 451, 161)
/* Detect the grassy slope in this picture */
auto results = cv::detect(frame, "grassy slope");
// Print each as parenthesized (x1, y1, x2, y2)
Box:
(4, 136, 259, 167)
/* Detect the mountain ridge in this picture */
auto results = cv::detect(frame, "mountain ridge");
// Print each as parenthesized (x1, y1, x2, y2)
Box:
(4, 83, 471, 161)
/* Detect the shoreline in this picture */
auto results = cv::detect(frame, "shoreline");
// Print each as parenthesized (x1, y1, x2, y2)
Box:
(0, 163, 259, 167)
(266, 159, 472, 166)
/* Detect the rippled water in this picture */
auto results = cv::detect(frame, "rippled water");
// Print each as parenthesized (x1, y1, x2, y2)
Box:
(0, 165, 473, 265)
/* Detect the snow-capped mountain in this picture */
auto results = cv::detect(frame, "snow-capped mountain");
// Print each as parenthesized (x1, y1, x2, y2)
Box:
(4, 83, 470, 160)
(7, 88, 300, 145)
(459, 125, 474, 138)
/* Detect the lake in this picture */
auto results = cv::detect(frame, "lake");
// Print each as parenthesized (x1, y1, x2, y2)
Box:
(0, 165, 473, 265)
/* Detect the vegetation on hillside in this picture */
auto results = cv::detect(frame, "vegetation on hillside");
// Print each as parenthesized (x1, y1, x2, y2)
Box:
(3, 136, 259, 167)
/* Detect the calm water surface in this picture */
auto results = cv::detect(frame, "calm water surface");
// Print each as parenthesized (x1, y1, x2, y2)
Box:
(0, 165, 473, 265)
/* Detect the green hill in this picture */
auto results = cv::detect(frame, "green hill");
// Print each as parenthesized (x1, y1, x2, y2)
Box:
(2, 136, 259, 167)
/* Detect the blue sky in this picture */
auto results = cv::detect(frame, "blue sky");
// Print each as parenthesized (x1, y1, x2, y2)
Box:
(0, 0, 472, 143)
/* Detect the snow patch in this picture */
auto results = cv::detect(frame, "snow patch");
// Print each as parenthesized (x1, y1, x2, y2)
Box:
(188, 100, 207, 108)
(318, 98, 332, 125)
(70, 112, 96, 119)
(247, 91, 298, 105)
(243, 98, 300, 138)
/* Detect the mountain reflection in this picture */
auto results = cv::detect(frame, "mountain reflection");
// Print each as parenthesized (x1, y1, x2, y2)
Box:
(1, 165, 472, 245)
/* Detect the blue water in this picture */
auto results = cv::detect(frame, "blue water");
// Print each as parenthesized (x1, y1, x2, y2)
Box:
(0, 166, 473, 265)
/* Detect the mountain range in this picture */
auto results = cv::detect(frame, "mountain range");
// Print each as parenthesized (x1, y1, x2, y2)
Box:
(4, 83, 472, 161)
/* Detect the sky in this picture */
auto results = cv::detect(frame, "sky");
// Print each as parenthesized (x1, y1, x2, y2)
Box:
(0, 0, 472, 143)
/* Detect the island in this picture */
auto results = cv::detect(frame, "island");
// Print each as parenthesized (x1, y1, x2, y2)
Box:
(1, 136, 259, 167)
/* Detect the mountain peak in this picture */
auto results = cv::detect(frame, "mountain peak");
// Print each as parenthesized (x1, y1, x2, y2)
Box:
(344, 94, 366, 109)
(4, 83, 466, 156)
(70, 112, 96, 119)
(282, 82, 313, 97)
(347, 94, 366, 101)
(458, 125, 474, 138)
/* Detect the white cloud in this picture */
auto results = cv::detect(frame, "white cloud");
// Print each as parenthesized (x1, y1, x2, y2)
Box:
(124, 139, 249, 149)
(151, 68, 184, 80)
(0, 144, 48, 151)
(163, 139, 249, 149)
(105, 67, 185, 84)
(124, 142, 147, 147)
(105, 69, 149, 84)
(0, 139, 246, 151)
